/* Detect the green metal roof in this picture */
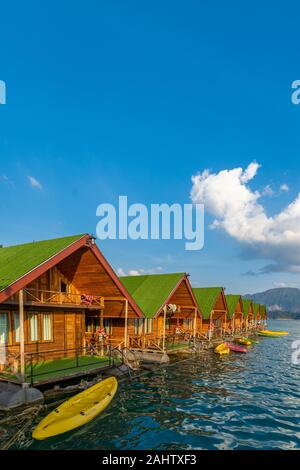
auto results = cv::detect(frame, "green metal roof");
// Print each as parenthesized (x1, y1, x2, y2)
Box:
(120, 273, 185, 318)
(192, 287, 224, 320)
(242, 299, 253, 318)
(0, 234, 86, 292)
(252, 302, 260, 319)
(260, 304, 267, 318)
(225, 294, 242, 319)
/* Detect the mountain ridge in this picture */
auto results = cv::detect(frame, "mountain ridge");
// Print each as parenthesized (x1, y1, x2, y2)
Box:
(243, 287, 300, 319)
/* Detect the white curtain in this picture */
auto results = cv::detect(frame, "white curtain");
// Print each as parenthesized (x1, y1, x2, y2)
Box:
(13, 312, 20, 342)
(29, 313, 38, 341)
(0, 313, 8, 365)
(0, 313, 8, 344)
(43, 314, 52, 341)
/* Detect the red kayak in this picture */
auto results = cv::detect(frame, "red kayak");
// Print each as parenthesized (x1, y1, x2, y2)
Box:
(225, 342, 247, 353)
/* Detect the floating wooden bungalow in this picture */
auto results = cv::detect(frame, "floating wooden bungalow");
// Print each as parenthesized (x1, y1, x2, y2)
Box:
(242, 299, 254, 331)
(120, 273, 201, 353)
(192, 287, 228, 339)
(225, 294, 244, 333)
(253, 302, 260, 328)
(260, 304, 267, 326)
(0, 234, 143, 385)
(252, 303, 260, 330)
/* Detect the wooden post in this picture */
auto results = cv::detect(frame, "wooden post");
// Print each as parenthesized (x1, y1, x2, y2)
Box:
(100, 308, 104, 356)
(19, 289, 25, 383)
(124, 299, 128, 348)
(162, 306, 167, 353)
(193, 307, 197, 341)
(209, 310, 213, 341)
(232, 313, 235, 335)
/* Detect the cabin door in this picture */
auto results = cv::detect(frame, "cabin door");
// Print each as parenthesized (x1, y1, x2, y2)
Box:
(65, 312, 76, 354)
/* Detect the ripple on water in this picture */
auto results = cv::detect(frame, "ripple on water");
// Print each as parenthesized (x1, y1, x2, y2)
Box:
(5, 320, 300, 450)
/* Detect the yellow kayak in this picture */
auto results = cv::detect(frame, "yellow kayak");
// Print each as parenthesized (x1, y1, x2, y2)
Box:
(236, 337, 252, 346)
(215, 343, 230, 355)
(32, 376, 118, 440)
(260, 330, 288, 336)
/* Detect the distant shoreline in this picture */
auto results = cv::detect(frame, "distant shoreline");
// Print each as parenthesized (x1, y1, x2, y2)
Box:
(269, 317, 300, 320)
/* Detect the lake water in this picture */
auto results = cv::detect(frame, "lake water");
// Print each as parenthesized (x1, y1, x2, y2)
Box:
(9, 320, 300, 450)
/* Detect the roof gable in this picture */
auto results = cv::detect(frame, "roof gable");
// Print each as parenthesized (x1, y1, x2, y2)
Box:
(0, 234, 143, 317)
(120, 273, 185, 318)
(0, 234, 86, 293)
(242, 299, 253, 318)
(252, 303, 260, 318)
(192, 287, 225, 319)
(226, 294, 242, 319)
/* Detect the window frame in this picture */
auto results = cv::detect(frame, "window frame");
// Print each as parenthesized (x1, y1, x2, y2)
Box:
(27, 311, 54, 344)
(42, 312, 54, 342)
(12, 311, 20, 344)
(0, 311, 9, 346)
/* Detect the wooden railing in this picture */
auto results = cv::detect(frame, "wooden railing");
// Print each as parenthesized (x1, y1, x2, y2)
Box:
(23, 289, 105, 308)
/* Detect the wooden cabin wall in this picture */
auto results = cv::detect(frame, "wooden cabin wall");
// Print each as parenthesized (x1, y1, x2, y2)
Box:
(169, 281, 196, 309)
(6, 266, 81, 304)
(233, 312, 243, 330)
(58, 247, 139, 318)
(4, 308, 85, 362)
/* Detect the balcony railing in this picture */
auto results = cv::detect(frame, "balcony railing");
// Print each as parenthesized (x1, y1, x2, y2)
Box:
(21, 288, 105, 308)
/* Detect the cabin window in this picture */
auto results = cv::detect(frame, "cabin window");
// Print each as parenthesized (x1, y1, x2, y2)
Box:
(13, 312, 20, 343)
(144, 319, 153, 334)
(184, 319, 193, 330)
(60, 280, 68, 294)
(104, 319, 112, 334)
(0, 313, 8, 344)
(28, 313, 39, 342)
(85, 316, 100, 334)
(42, 313, 53, 341)
(166, 318, 171, 331)
(134, 319, 143, 335)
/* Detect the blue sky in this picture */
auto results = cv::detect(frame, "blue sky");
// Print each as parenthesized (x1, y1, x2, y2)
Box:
(1, 0, 300, 294)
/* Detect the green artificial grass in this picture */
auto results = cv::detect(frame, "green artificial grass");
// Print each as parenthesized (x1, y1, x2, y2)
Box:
(0, 355, 116, 384)
(166, 342, 190, 351)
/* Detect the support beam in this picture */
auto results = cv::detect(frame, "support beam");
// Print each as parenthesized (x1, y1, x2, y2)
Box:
(193, 307, 197, 341)
(19, 289, 25, 383)
(162, 307, 167, 353)
(209, 311, 213, 341)
(100, 308, 104, 356)
(124, 299, 128, 348)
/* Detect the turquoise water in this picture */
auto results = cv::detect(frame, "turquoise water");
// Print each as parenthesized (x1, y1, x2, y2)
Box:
(14, 321, 300, 449)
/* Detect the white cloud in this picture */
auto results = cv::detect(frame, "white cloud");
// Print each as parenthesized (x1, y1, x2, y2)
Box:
(117, 268, 126, 276)
(280, 184, 289, 192)
(0, 174, 14, 187)
(190, 161, 300, 274)
(128, 269, 143, 276)
(27, 176, 42, 190)
(268, 304, 283, 312)
(117, 266, 163, 277)
(262, 185, 275, 197)
(273, 281, 298, 288)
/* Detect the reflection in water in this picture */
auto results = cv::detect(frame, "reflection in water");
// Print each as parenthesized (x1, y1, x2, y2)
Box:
(4, 321, 300, 450)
